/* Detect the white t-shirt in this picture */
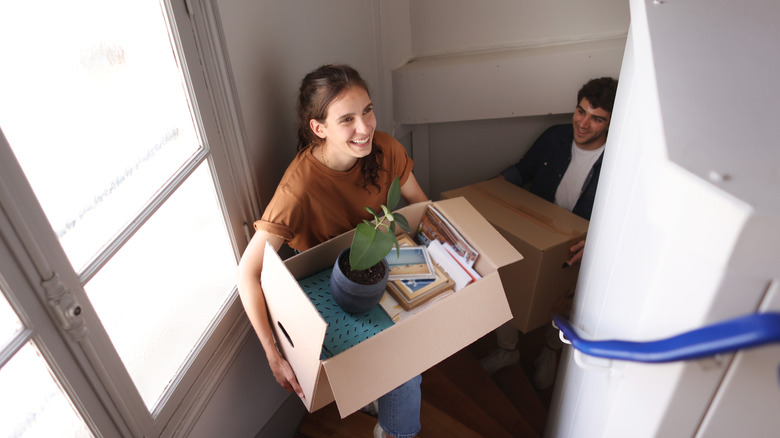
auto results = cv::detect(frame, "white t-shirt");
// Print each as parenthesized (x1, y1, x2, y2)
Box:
(555, 141, 604, 212)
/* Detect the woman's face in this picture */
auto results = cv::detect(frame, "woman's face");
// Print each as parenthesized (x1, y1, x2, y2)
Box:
(311, 86, 376, 166)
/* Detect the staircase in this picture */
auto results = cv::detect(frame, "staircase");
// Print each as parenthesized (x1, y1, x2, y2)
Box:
(295, 326, 557, 438)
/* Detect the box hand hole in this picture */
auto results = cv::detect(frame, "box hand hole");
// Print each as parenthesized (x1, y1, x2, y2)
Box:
(277, 321, 294, 348)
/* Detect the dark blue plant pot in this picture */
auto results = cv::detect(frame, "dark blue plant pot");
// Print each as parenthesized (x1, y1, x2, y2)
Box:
(330, 248, 388, 314)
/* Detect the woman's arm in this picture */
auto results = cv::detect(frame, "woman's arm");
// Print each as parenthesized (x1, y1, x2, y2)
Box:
(237, 230, 304, 398)
(400, 173, 429, 204)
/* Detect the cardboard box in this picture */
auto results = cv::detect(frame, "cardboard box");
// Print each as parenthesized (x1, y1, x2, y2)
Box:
(441, 177, 589, 333)
(261, 197, 521, 417)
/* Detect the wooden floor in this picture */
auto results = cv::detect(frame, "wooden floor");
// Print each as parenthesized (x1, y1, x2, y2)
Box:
(295, 325, 559, 438)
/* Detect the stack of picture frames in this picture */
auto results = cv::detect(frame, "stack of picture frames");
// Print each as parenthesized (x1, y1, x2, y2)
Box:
(385, 234, 455, 310)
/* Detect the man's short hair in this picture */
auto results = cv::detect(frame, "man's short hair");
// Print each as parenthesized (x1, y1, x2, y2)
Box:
(577, 77, 618, 114)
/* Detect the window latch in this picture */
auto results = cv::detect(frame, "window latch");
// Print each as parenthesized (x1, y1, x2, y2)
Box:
(42, 273, 87, 341)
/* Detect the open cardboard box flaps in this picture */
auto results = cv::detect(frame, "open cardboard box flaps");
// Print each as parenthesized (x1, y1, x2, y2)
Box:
(260, 197, 522, 417)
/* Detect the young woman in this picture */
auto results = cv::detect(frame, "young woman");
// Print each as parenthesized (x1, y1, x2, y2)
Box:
(237, 64, 428, 438)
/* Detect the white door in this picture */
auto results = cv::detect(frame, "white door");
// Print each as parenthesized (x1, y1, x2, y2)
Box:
(546, 1, 780, 437)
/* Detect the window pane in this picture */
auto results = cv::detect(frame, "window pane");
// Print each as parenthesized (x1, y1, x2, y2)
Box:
(0, 287, 22, 350)
(0, 0, 200, 272)
(0, 342, 92, 437)
(84, 164, 236, 409)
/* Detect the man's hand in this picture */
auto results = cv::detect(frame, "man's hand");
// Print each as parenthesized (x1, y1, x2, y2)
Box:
(565, 240, 586, 266)
(269, 353, 304, 398)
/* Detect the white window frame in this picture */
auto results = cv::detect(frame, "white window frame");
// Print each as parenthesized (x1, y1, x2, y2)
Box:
(0, 0, 260, 436)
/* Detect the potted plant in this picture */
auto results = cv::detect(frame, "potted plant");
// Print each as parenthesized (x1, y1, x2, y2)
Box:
(330, 176, 412, 313)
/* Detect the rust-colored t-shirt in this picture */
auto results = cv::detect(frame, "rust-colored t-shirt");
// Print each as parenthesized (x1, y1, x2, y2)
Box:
(254, 131, 414, 251)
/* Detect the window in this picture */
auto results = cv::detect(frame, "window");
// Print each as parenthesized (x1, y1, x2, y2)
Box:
(0, 291, 92, 437)
(0, 0, 256, 436)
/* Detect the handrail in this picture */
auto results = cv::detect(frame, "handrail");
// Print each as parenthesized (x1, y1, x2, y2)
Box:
(552, 312, 780, 363)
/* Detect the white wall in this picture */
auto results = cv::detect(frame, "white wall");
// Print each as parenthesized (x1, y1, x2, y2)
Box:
(409, 0, 630, 57)
(425, 113, 572, 200)
(189, 336, 299, 438)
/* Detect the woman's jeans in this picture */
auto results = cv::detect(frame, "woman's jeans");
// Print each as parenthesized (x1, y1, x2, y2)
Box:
(377, 374, 422, 438)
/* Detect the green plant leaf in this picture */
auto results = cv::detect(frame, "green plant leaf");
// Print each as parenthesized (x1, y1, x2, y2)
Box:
(347, 175, 408, 272)
(387, 222, 397, 241)
(364, 206, 378, 220)
(349, 222, 396, 271)
(387, 176, 401, 210)
(394, 212, 411, 233)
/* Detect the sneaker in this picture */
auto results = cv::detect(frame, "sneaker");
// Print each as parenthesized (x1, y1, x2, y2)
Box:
(479, 348, 520, 375)
(533, 346, 558, 390)
(360, 399, 379, 417)
(545, 324, 563, 351)
(373, 422, 388, 438)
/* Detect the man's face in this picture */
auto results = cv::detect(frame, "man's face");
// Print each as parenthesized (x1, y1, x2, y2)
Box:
(572, 97, 611, 150)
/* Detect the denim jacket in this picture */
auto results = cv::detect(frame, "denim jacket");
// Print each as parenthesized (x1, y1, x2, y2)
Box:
(500, 124, 602, 220)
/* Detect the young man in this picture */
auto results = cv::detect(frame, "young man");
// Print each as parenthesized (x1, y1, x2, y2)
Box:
(481, 77, 618, 386)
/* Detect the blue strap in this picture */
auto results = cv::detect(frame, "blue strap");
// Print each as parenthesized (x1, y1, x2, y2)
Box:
(553, 312, 780, 363)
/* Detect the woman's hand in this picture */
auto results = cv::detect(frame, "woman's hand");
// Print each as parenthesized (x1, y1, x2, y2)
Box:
(237, 231, 306, 398)
(268, 352, 304, 398)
